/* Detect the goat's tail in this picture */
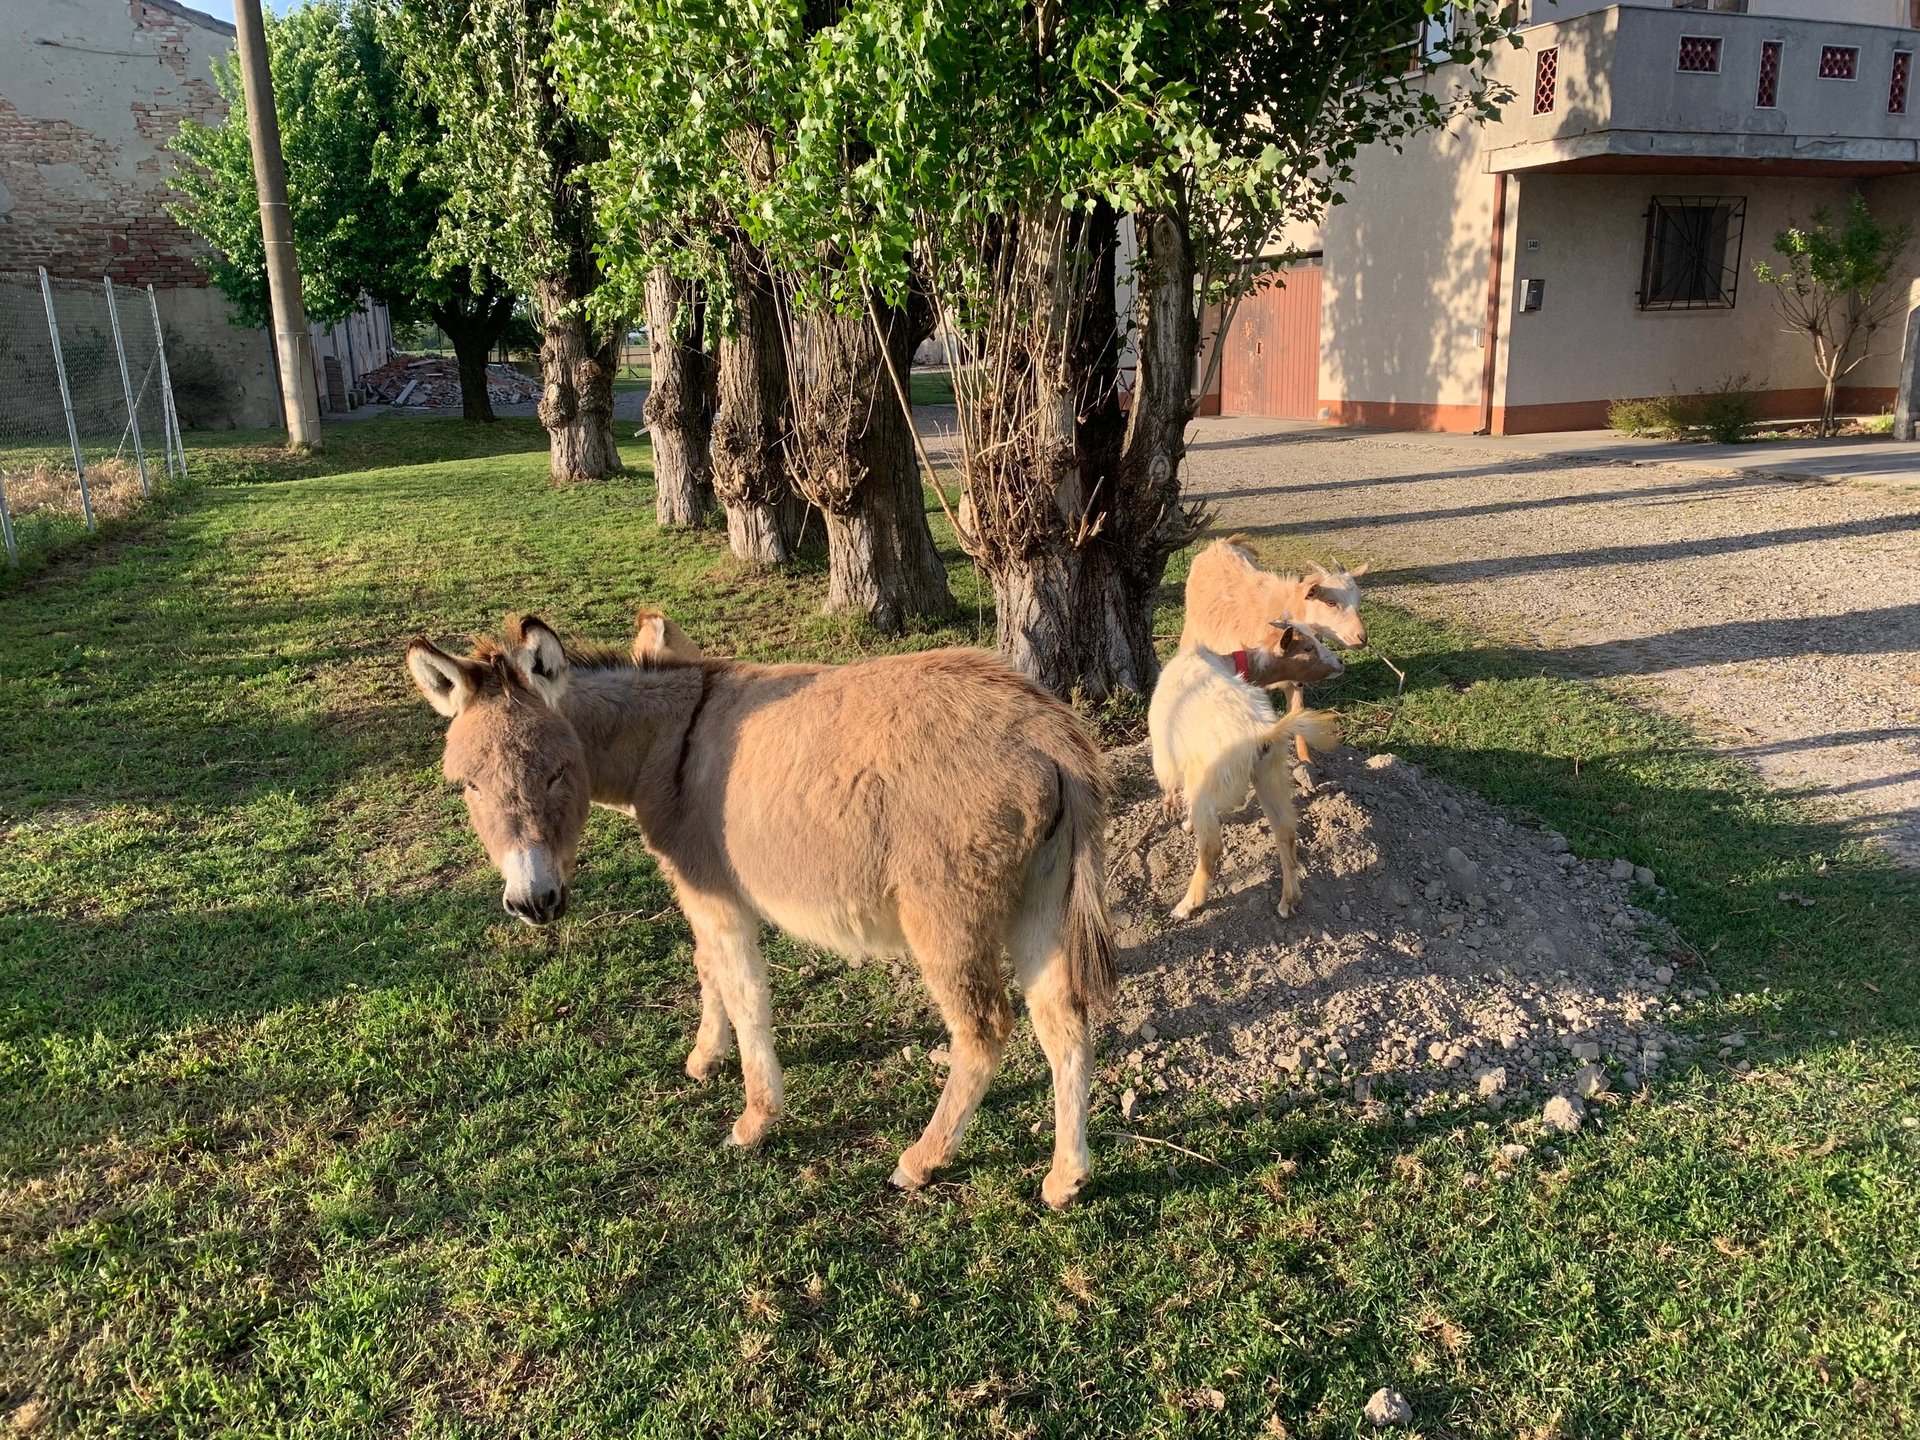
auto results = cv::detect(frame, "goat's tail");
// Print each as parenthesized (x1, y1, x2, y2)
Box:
(1263, 707, 1340, 758)
(1057, 758, 1118, 1013)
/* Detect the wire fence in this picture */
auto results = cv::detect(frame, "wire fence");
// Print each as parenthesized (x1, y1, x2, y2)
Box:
(0, 269, 186, 567)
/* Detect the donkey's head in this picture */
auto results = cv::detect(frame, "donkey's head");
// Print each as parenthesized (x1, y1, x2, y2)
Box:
(406, 615, 591, 926)
(1298, 563, 1370, 648)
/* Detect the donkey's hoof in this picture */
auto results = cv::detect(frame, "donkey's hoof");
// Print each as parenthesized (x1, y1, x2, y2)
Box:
(685, 1051, 725, 1083)
(889, 1161, 929, 1193)
(725, 1111, 772, 1148)
(1042, 1168, 1088, 1210)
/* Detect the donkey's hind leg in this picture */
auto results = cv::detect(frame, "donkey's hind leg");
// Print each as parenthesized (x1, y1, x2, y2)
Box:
(1012, 923, 1094, 1210)
(683, 895, 783, 1147)
(890, 907, 1013, 1194)
(1253, 751, 1305, 917)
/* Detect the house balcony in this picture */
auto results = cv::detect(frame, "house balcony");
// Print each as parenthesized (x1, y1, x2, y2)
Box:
(1485, 5, 1919, 176)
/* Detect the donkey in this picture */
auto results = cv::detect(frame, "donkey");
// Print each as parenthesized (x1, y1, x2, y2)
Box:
(406, 615, 1117, 1208)
(1180, 536, 1368, 764)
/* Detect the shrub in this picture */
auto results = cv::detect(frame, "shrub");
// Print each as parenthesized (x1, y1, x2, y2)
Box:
(1608, 394, 1692, 439)
(1863, 410, 1896, 436)
(1694, 373, 1760, 445)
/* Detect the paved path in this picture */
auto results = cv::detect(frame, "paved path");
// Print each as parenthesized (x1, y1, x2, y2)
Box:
(1180, 418, 1920, 861)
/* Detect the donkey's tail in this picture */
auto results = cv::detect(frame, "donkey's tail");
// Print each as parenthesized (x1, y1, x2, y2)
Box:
(1058, 759, 1118, 1013)
(1263, 707, 1340, 758)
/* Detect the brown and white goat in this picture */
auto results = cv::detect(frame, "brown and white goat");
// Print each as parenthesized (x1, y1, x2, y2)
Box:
(406, 615, 1116, 1209)
(1180, 536, 1367, 762)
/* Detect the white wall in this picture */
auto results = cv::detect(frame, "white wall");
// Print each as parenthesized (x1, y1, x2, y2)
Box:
(1524, 2, 1913, 26)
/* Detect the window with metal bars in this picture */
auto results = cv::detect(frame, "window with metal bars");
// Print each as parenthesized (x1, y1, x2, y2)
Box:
(1893, 51, 1912, 113)
(1534, 47, 1558, 114)
(1678, 35, 1722, 73)
(1819, 45, 1859, 80)
(1756, 39, 1782, 106)
(1639, 197, 1747, 311)
(1671, 1, 1748, 11)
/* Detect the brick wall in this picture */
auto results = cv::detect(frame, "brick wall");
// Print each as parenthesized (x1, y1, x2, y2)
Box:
(0, 0, 232, 286)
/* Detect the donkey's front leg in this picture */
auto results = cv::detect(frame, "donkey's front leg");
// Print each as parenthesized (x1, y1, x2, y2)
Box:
(684, 940, 735, 1082)
(685, 898, 783, 1147)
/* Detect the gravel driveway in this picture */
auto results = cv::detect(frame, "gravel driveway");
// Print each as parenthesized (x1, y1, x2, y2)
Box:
(1178, 419, 1920, 863)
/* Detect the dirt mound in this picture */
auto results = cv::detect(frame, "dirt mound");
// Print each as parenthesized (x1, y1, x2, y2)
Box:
(362, 354, 543, 409)
(1100, 742, 1700, 1120)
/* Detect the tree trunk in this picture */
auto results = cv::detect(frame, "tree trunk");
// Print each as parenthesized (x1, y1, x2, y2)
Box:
(1821, 373, 1839, 438)
(712, 235, 804, 564)
(433, 284, 516, 424)
(643, 268, 716, 526)
(536, 277, 621, 481)
(993, 543, 1156, 700)
(793, 296, 953, 633)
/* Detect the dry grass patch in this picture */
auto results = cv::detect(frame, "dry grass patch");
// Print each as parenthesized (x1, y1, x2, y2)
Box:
(2, 457, 147, 523)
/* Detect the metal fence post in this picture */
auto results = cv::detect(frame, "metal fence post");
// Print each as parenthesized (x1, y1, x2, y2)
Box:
(104, 278, 152, 497)
(0, 470, 16, 568)
(37, 266, 94, 530)
(147, 284, 187, 479)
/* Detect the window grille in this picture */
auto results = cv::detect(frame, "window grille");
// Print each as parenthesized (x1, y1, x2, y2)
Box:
(1756, 39, 1781, 106)
(1893, 51, 1912, 113)
(1819, 45, 1859, 80)
(1639, 197, 1747, 311)
(1534, 47, 1558, 114)
(1678, 35, 1722, 73)
(1672, 1, 1748, 11)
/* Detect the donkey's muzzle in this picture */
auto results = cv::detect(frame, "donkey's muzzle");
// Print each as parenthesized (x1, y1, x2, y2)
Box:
(504, 884, 567, 925)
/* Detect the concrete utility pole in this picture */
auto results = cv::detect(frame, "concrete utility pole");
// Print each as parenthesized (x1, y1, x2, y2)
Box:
(233, 0, 323, 449)
(1896, 279, 1920, 443)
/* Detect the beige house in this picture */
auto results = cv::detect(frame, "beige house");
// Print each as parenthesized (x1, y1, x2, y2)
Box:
(2, 0, 391, 427)
(1205, 0, 1920, 433)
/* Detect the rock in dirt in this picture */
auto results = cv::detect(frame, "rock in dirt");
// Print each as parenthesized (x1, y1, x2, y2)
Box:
(1609, 858, 1635, 881)
(1364, 1388, 1413, 1427)
(1574, 1062, 1610, 1098)
(1634, 865, 1656, 888)
(1497, 1142, 1530, 1165)
(1121, 1087, 1139, 1119)
(1542, 1095, 1586, 1133)
(1477, 1067, 1508, 1099)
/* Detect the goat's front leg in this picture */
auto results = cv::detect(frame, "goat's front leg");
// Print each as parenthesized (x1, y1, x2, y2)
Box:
(684, 897, 783, 1147)
(1283, 683, 1312, 765)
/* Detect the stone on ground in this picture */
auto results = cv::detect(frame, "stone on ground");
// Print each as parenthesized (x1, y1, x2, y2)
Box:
(1364, 1388, 1413, 1428)
(1542, 1094, 1586, 1133)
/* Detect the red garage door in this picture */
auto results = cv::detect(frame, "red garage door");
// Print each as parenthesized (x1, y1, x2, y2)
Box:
(1220, 262, 1322, 419)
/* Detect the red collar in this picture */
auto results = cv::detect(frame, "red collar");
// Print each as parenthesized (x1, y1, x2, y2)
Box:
(1231, 648, 1251, 681)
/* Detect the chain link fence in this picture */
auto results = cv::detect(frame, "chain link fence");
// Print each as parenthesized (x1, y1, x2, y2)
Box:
(0, 269, 186, 567)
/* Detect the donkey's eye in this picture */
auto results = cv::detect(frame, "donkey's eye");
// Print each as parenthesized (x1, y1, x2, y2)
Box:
(547, 767, 567, 791)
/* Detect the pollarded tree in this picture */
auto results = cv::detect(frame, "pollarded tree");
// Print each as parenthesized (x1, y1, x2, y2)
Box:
(555, 0, 954, 627)
(784, 0, 1516, 698)
(1754, 194, 1914, 438)
(393, 0, 622, 479)
(170, 0, 517, 422)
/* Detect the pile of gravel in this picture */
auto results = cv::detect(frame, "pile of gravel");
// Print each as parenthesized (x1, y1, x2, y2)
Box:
(1097, 742, 1707, 1122)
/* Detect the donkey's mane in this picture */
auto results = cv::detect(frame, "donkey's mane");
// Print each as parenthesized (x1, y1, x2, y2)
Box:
(470, 629, 702, 677)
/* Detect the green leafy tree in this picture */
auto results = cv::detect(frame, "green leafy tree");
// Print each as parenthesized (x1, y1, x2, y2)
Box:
(556, 1, 954, 627)
(170, 1, 517, 423)
(392, 0, 621, 479)
(782, 0, 1517, 696)
(1754, 194, 1914, 438)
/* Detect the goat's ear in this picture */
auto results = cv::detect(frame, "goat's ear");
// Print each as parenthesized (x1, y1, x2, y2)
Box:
(633, 607, 702, 663)
(1270, 621, 1300, 647)
(407, 639, 480, 718)
(1347, 561, 1370, 579)
(1304, 582, 1327, 603)
(504, 613, 570, 706)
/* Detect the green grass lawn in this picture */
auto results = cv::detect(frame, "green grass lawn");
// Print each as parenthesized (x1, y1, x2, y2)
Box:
(3, 417, 1916, 1438)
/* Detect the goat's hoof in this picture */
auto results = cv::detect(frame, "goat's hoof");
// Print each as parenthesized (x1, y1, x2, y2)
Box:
(1042, 1167, 1088, 1210)
(1170, 899, 1198, 921)
(1180, 818, 1193, 835)
(1276, 897, 1299, 919)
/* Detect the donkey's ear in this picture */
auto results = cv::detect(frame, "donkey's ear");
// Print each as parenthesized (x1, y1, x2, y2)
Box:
(504, 614, 569, 706)
(407, 639, 480, 718)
